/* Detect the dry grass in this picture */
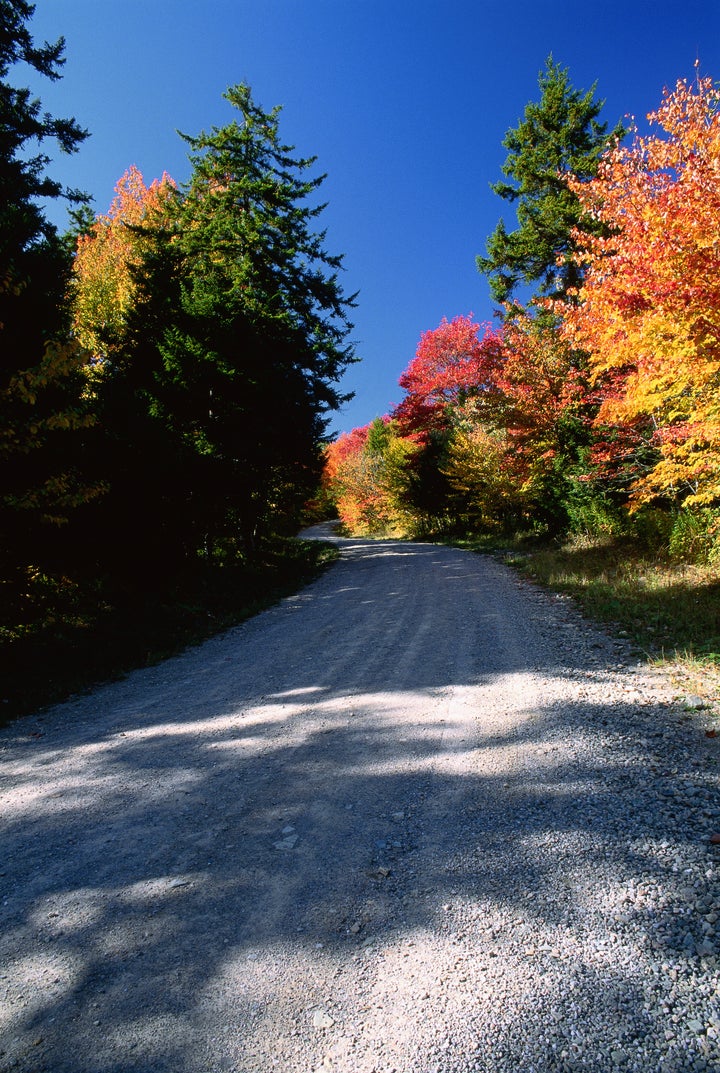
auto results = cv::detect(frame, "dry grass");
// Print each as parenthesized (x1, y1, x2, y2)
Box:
(504, 536, 720, 706)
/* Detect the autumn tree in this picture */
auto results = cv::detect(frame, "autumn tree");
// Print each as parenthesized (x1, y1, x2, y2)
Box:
(561, 74, 720, 511)
(323, 424, 372, 532)
(392, 315, 503, 436)
(441, 407, 522, 531)
(491, 312, 589, 528)
(388, 312, 591, 533)
(72, 165, 177, 360)
(478, 57, 621, 307)
(323, 419, 417, 536)
(0, 1, 96, 580)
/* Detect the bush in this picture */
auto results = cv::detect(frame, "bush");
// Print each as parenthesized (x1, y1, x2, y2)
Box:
(668, 508, 720, 564)
(630, 507, 675, 555)
(564, 486, 628, 543)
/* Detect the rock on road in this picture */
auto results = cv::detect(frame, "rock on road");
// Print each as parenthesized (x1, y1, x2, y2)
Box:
(1, 525, 719, 1073)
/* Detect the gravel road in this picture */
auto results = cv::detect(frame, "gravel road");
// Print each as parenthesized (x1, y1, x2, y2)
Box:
(1, 524, 719, 1073)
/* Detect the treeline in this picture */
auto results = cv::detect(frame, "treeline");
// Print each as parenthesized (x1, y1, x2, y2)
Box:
(324, 60, 720, 563)
(1, 3, 355, 644)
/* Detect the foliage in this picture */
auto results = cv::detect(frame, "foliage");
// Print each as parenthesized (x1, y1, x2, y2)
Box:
(390, 316, 505, 531)
(70, 83, 357, 572)
(391, 311, 589, 534)
(667, 508, 720, 564)
(441, 407, 522, 531)
(323, 418, 417, 535)
(492, 311, 589, 526)
(561, 75, 720, 510)
(72, 165, 177, 359)
(477, 57, 621, 307)
(0, 0, 88, 260)
(392, 315, 503, 436)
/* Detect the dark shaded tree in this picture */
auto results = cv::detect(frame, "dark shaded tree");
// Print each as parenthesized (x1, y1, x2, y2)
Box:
(0, 1, 93, 578)
(90, 83, 357, 569)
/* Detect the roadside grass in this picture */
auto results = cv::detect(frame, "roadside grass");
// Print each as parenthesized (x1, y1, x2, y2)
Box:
(0, 538, 339, 726)
(449, 533, 720, 708)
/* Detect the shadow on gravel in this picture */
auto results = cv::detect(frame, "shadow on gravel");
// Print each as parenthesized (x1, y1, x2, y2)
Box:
(1, 533, 718, 1072)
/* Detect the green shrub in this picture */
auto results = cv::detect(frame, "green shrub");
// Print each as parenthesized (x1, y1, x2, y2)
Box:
(564, 487, 628, 542)
(630, 507, 675, 555)
(668, 508, 720, 564)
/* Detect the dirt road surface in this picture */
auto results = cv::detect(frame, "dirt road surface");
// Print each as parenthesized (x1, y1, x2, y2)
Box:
(1, 525, 718, 1072)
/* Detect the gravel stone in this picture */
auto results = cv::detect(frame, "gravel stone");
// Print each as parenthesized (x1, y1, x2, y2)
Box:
(0, 523, 718, 1072)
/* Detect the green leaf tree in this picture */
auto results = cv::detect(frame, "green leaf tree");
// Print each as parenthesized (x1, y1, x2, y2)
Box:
(477, 57, 621, 307)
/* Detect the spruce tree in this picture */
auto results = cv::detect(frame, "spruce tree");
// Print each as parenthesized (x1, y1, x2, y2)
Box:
(105, 83, 357, 561)
(477, 57, 621, 307)
(0, 1, 92, 578)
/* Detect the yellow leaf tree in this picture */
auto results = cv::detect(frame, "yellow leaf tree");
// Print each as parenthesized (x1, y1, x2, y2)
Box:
(561, 74, 720, 508)
(72, 165, 177, 361)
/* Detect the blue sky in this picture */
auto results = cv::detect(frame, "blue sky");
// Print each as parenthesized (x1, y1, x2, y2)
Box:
(23, 0, 720, 435)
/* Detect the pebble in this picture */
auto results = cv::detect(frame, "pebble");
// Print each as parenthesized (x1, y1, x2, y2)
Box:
(311, 1009, 335, 1031)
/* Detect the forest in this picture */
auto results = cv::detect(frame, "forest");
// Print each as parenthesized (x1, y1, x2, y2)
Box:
(1, 2, 354, 713)
(322, 59, 720, 689)
(325, 61, 720, 566)
(2, 1, 719, 714)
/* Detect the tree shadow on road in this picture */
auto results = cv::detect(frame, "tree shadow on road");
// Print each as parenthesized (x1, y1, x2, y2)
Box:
(1, 536, 718, 1072)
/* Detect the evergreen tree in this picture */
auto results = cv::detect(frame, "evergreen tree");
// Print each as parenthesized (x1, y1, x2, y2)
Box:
(95, 83, 357, 565)
(477, 57, 621, 307)
(0, 1, 93, 576)
(175, 84, 356, 551)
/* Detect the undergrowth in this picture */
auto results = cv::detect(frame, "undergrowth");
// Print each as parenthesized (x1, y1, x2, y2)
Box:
(0, 538, 338, 725)
(494, 535, 720, 703)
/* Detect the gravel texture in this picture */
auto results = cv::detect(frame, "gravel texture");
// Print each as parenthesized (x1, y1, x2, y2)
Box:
(1, 524, 718, 1073)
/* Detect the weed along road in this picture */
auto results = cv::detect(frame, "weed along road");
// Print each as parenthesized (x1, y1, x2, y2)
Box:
(1, 524, 718, 1073)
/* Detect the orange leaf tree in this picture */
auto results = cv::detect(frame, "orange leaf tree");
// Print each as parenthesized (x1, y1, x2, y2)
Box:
(323, 419, 417, 535)
(391, 312, 588, 532)
(561, 74, 720, 508)
(491, 311, 589, 527)
(72, 165, 177, 362)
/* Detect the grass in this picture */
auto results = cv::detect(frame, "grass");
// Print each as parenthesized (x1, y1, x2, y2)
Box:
(446, 531, 720, 708)
(0, 537, 339, 726)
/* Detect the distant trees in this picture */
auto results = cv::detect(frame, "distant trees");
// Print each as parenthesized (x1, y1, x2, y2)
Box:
(327, 65, 720, 561)
(323, 418, 416, 536)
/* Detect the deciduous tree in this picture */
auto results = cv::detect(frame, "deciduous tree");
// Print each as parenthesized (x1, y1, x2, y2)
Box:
(561, 74, 720, 509)
(392, 315, 503, 436)
(72, 165, 177, 360)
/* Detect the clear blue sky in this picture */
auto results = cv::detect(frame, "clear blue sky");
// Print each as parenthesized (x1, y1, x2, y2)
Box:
(23, 0, 720, 435)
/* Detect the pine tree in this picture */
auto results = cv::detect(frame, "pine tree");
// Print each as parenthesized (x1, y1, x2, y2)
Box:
(477, 57, 621, 307)
(93, 83, 357, 564)
(0, 1, 94, 576)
